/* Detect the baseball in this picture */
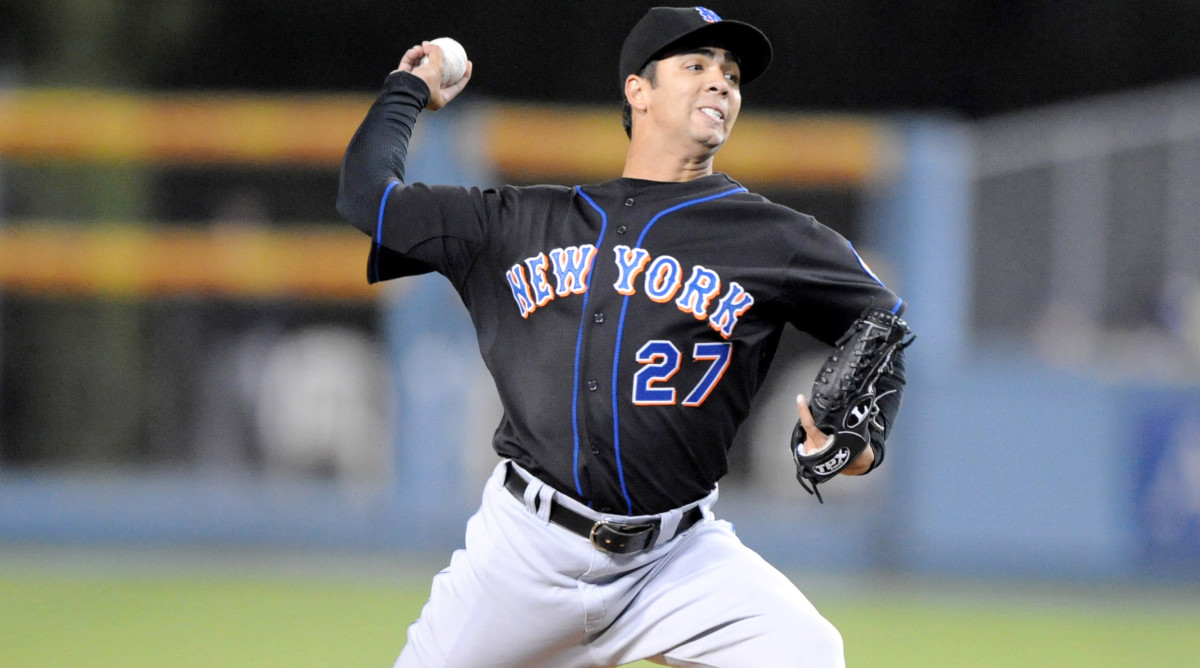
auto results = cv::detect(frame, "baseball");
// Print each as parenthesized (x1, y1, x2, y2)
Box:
(419, 37, 468, 86)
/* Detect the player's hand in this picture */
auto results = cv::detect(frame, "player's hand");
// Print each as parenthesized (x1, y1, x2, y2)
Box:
(796, 394, 874, 475)
(396, 42, 473, 110)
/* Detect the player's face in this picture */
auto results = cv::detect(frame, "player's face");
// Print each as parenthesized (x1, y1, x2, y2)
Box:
(644, 48, 742, 152)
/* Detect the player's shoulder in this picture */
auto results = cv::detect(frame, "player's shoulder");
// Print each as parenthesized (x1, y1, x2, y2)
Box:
(719, 181, 822, 230)
(483, 183, 576, 209)
(727, 189, 806, 218)
(488, 183, 574, 198)
(509, 183, 574, 195)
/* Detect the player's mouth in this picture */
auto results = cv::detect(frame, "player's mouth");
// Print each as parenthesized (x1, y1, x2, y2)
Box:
(698, 107, 725, 123)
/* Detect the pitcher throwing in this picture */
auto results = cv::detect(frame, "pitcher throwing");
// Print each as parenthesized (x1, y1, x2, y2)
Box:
(337, 7, 911, 666)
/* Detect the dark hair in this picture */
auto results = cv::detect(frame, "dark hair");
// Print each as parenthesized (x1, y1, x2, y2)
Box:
(621, 60, 657, 139)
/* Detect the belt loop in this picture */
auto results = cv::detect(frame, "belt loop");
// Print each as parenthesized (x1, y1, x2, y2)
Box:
(521, 473, 542, 516)
(656, 508, 682, 547)
(535, 484, 555, 524)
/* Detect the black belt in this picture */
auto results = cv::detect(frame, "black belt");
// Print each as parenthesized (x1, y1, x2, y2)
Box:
(503, 463, 704, 555)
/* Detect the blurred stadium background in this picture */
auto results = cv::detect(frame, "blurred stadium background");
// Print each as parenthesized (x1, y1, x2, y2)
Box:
(2, 1, 1199, 666)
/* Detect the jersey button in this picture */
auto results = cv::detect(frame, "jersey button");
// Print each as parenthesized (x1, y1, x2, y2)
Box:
(586, 380, 599, 391)
(624, 198, 634, 206)
(616, 225, 628, 234)
(593, 312, 604, 323)
(590, 445, 600, 455)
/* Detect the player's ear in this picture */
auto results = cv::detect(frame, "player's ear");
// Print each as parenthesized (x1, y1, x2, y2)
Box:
(625, 74, 649, 112)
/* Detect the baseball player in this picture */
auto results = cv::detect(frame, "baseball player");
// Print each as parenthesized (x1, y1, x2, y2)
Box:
(337, 7, 909, 667)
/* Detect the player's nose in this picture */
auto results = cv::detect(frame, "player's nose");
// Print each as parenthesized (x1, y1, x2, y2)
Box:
(705, 77, 729, 96)
(704, 69, 731, 95)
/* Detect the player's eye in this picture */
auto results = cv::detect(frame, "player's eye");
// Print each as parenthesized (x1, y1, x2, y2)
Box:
(725, 72, 740, 84)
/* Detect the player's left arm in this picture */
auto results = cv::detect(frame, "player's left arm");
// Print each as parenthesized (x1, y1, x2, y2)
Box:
(783, 216, 911, 477)
(861, 344, 906, 472)
(793, 343, 907, 476)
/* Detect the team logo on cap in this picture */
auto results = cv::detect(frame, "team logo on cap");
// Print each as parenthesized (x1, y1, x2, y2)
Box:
(695, 7, 721, 22)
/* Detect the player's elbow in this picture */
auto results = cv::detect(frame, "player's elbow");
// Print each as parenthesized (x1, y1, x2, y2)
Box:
(334, 188, 363, 227)
(335, 177, 386, 238)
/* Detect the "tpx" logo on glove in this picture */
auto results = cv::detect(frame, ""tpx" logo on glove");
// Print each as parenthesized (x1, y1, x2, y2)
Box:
(812, 445, 852, 476)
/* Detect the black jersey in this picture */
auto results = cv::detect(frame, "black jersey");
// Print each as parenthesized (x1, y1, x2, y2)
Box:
(338, 72, 905, 515)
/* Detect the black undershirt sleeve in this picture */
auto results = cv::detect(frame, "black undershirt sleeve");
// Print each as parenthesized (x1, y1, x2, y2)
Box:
(337, 71, 430, 237)
(336, 71, 493, 286)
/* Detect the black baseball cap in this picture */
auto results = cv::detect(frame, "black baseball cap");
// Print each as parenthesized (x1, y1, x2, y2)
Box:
(619, 6, 773, 86)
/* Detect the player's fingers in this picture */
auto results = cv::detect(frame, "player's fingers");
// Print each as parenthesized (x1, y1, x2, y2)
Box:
(441, 60, 473, 99)
(796, 394, 816, 428)
(427, 50, 473, 110)
(397, 44, 426, 72)
(411, 42, 452, 109)
(420, 41, 444, 70)
(796, 394, 828, 454)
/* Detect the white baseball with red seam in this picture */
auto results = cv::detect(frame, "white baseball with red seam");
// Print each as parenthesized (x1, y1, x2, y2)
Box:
(419, 37, 468, 86)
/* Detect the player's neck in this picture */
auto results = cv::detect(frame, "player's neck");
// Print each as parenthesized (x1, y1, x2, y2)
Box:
(622, 134, 716, 182)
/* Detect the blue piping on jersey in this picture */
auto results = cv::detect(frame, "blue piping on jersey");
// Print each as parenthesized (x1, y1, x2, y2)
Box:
(373, 181, 402, 283)
(849, 241, 904, 313)
(609, 185, 747, 515)
(572, 187, 610, 501)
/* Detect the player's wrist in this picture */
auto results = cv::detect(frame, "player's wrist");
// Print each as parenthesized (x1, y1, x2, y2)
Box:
(386, 70, 433, 107)
(842, 446, 875, 475)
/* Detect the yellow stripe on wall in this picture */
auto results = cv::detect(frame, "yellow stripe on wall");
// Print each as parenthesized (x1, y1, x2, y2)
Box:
(1, 89, 893, 185)
(0, 89, 371, 167)
(483, 104, 893, 187)
(718, 112, 892, 186)
(0, 223, 377, 301)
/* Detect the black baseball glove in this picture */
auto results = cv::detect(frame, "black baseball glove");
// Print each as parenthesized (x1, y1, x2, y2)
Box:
(792, 308, 913, 502)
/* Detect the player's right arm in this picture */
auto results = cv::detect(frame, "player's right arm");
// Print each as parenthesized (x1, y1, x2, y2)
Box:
(336, 47, 488, 287)
(336, 66, 430, 238)
(337, 40, 471, 228)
